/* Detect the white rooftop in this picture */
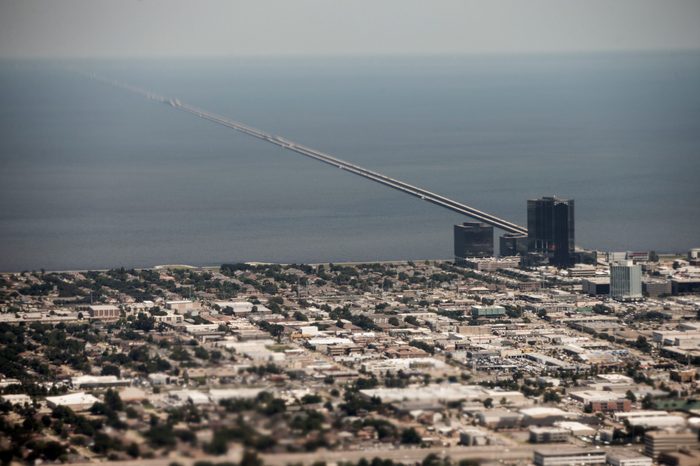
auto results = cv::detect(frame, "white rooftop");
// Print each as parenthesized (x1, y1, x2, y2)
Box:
(46, 392, 99, 407)
(209, 388, 265, 401)
(72, 375, 120, 384)
(520, 407, 571, 417)
(307, 337, 353, 346)
(361, 384, 486, 403)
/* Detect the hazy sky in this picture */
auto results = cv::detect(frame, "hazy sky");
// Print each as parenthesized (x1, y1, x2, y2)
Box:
(1, 0, 699, 58)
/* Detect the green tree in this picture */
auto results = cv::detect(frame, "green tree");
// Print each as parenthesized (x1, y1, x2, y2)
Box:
(635, 336, 652, 353)
(104, 389, 124, 412)
(240, 450, 264, 466)
(100, 364, 120, 377)
(401, 427, 422, 445)
(543, 391, 561, 403)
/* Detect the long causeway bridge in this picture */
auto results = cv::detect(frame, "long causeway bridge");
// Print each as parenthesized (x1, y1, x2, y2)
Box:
(85, 72, 528, 235)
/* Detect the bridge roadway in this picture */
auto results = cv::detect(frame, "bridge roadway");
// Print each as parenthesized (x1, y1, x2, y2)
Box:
(86, 73, 528, 236)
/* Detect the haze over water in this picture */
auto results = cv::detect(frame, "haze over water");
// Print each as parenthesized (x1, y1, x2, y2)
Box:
(1, 52, 699, 271)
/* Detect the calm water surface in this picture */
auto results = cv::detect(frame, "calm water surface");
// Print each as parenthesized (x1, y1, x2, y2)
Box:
(0, 53, 699, 271)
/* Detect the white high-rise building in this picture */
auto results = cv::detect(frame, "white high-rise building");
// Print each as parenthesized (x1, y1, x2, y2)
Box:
(610, 260, 642, 300)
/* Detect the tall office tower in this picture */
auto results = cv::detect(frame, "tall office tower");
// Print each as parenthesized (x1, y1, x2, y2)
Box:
(500, 233, 528, 257)
(610, 260, 642, 300)
(454, 222, 493, 262)
(527, 196, 575, 267)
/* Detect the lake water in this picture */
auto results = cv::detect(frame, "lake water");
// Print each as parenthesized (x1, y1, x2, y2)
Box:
(1, 52, 699, 271)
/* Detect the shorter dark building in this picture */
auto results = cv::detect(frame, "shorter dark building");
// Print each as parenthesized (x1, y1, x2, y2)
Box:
(658, 449, 700, 466)
(500, 233, 528, 256)
(672, 278, 700, 295)
(454, 222, 493, 262)
(582, 278, 610, 296)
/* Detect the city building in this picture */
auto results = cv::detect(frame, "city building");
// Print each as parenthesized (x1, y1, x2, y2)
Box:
(459, 428, 491, 446)
(1, 394, 32, 406)
(45, 392, 100, 411)
(567, 264, 597, 278)
(587, 399, 631, 413)
(166, 300, 201, 314)
(670, 368, 696, 383)
(470, 305, 506, 318)
(475, 410, 523, 429)
(606, 452, 652, 466)
(500, 232, 528, 256)
(87, 304, 121, 319)
(71, 375, 132, 389)
(534, 448, 607, 466)
(527, 196, 575, 267)
(644, 431, 699, 459)
(610, 260, 643, 300)
(529, 426, 569, 443)
(658, 449, 700, 466)
(454, 222, 494, 262)
(582, 277, 610, 296)
(643, 279, 672, 298)
(520, 407, 575, 426)
(671, 277, 700, 295)
(688, 248, 700, 260)
(462, 257, 520, 271)
(153, 310, 184, 324)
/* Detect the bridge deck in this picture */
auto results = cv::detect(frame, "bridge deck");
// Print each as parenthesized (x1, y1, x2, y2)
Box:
(83, 72, 528, 235)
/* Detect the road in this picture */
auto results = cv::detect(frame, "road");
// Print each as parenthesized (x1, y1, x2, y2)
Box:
(65, 445, 535, 466)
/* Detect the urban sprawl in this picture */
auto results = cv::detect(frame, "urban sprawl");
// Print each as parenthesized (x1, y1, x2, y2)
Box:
(1, 197, 700, 466)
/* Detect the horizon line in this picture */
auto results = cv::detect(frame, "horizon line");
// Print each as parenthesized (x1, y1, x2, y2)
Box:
(2, 47, 700, 62)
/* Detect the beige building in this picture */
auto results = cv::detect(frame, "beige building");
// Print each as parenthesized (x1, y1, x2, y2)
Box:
(644, 431, 698, 459)
(88, 304, 121, 319)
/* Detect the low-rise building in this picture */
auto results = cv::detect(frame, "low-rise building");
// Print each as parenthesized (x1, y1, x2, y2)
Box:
(534, 448, 607, 466)
(521, 407, 575, 426)
(628, 415, 687, 430)
(670, 368, 697, 383)
(644, 431, 698, 459)
(606, 452, 652, 466)
(88, 304, 121, 319)
(470, 305, 506, 318)
(459, 427, 491, 446)
(166, 300, 200, 314)
(582, 278, 610, 296)
(529, 426, 569, 443)
(658, 449, 700, 466)
(71, 375, 132, 389)
(46, 392, 100, 411)
(154, 310, 183, 324)
(462, 257, 520, 271)
(588, 399, 632, 413)
(1, 394, 32, 406)
(475, 410, 523, 429)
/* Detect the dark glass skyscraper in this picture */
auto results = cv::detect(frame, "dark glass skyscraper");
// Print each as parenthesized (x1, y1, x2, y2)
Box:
(527, 196, 575, 267)
(454, 222, 493, 262)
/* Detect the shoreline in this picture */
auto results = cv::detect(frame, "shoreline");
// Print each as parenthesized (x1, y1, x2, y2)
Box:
(1, 251, 691, 275)
(0, 258, 455, 275)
